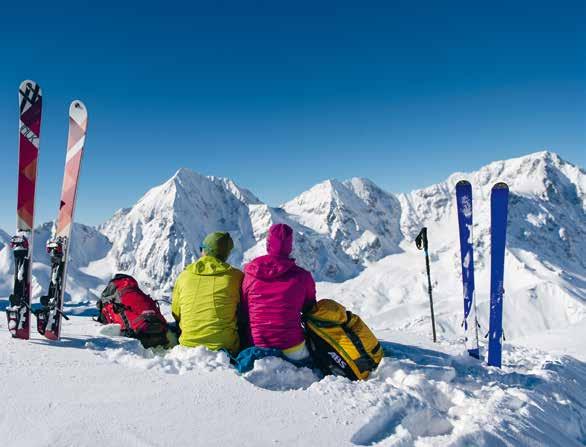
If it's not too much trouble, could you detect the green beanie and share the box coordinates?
[200,232,234,262]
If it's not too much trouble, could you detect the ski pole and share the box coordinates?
[415,227,437,342]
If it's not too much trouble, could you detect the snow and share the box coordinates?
[0,228,10,249]
[0,150,585,445]
[0,317,584,446]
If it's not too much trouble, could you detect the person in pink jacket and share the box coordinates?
[241,223,316,362]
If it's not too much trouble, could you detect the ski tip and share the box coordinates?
[19,79,40,90]
[19,80,42,98]
[69,100,88,126]
[492,182,509,191]
[456,179,471,186]
[70,100,86,113]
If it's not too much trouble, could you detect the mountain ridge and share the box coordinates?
[0,150,584,343]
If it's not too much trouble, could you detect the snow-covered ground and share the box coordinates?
[1,151,585,445]
[0,315,584,446]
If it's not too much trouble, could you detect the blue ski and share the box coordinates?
[455,180,480,359]
[487,182,509,367]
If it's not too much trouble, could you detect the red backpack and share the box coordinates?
[97,274,168,348]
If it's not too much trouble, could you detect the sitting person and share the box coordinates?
[241,223,316,364]
[172,232,242,354]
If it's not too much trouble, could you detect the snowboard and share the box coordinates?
[487,182,509,367]
[6,80,42,339]
[455,180,480,359]
[36,100,88,340]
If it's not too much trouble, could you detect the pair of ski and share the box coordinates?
[6,80,88,341]
[456,180,509,367]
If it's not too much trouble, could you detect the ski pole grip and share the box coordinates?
[415,227,428,251]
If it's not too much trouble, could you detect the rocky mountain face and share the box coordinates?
[98,168,408,292]
[283,177,403,262]
[99,168,260,293]
[399,151,586,283]
[321,151,586,340]
[0,229,9,252]
[0,151,584,342]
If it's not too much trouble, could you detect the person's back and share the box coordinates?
[242,224,316,360]
[172,232,242,354]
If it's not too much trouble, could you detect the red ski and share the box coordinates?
[6,80,42,339]
[37,100,88,340]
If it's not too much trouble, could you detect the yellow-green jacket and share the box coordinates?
[172,256,243,354]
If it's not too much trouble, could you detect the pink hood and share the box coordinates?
[241,224,316,350]
[266,223,293,257]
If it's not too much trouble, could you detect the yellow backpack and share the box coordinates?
[304,299,383,380]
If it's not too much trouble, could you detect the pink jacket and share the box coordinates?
[241,224,317,350]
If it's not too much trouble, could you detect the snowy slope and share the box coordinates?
[0,318,584,446]
[321,151,586,346]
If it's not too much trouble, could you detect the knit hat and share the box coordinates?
[201,232,234,262]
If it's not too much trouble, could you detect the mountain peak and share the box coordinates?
[172,167,195,179]
[168,167,208,191]
[284,174,402,262]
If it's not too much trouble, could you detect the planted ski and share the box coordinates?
[455,180,480,359]
[6,80,42,339]
[36,100,87,340]
[487,182,509,367]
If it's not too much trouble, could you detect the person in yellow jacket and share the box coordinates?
[171,232,243,354]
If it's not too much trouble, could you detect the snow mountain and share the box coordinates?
[0,222,111,306]
[98,168,393,294]
[99,168,261,293]
[321,151,586,344]
[283,177,403,263]
[0,151,584,346]
[1,150,585,447]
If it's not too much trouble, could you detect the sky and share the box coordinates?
[0,1,584,231]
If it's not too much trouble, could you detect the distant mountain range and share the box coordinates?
[0,151,584,341]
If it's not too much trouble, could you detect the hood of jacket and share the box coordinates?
[187,255,233,276]
[244,255,297,280]
[267,223,293,257]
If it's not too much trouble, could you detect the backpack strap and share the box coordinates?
[112,301,135,337]
[342,311,377,373]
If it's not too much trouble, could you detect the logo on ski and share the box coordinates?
[19,82,40,114]
[19,122,39,147]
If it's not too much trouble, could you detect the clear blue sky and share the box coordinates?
[0,1,584,231]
